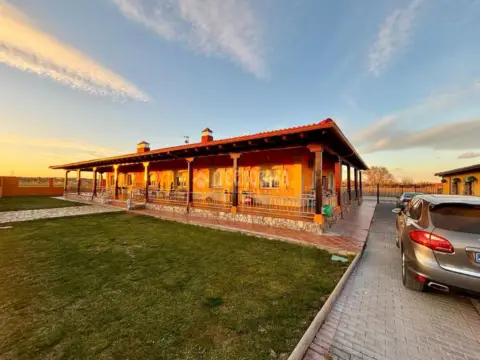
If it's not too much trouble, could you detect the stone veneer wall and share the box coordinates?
[64,194,363,234]
[145,202,325,234]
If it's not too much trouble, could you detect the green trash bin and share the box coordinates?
[323,205,332,217]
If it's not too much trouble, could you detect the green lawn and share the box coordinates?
[0,196,86,212]
[0,213,351,360]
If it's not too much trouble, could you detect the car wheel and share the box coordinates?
[402,250,425,292]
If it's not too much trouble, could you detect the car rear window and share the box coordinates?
[404,192,423,198]
[430,204,480,234]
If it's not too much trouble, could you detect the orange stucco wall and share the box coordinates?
[302,153,336,193]
[103,148,340,197]
[442,171,480,196]
[0,177,65,197]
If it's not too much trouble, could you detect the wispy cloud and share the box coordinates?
[458,152,480,159]
[0,2,149,101]
[0,134,129,159]
[355,79,480,152]
[112,0,267,78]
[360,118,480,153]
[368,0,425,76]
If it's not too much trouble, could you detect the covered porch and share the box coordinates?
[52,119,368,233]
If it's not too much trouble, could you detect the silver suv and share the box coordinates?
[393,195,480,294]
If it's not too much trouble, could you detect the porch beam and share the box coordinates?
[92,167,98,196]
[335,158,343,217]
[308,144,324,223]
[354,168,358,200]
[77,169,81,195]
[143,162,150,202]
[114,165,119,199]
[230,153,241,208]
[359,171,363,200]
[64,170,69,195]
[186,157,194,209]
[347,164,352,204]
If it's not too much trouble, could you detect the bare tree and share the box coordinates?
[400,177,414,185]
[363,166,394,185]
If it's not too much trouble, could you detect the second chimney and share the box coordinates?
[201,128,213,143]
[137,141,150,153]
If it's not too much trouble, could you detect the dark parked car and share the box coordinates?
[393,195,480,294]
[396,192,424,209]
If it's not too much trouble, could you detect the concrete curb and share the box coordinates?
[287,203,376,360]
[471,298,480,315]
[287,248,364,360]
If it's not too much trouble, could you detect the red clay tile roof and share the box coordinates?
[50,118,367,170]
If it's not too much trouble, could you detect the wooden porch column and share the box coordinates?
[64,170,69,195]
[308,144,324,223]
[92,167,98,196]
[346,164,352,204]
[76,169,81,195]
[335,158,343,217]
[143,162,150,202]
[114,165,119,199]
[359,171,363,200]
[230,153,241,210]
[354,168,359,200]
[186,158,194,210]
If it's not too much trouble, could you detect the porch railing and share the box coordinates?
[324,193,338,209]
[147,189,187,204]
[238,192,315,217]
[130,189,147,203]
[191,191,232,208]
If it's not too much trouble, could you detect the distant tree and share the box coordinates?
[364,166,394,185]
[400,177,414,185]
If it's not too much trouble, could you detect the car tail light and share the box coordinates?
[417,275,427,283]
[408,231,454,253]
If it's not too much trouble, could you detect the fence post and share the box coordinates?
[377,184,380,204]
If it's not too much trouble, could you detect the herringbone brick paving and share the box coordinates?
[304,203,480,360]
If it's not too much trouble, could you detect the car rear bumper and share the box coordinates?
[405,244,480,294]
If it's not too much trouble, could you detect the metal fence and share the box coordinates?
[148,189,187,204]
[238,192,316,217]
[362,184,443,203]
[191,191,232,208]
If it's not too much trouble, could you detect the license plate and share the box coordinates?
[476,253,480,264]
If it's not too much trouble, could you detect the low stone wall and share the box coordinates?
[145,203,324,234]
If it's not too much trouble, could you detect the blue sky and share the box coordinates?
[1,0,479,180]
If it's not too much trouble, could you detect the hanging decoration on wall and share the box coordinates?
[283,168,289,188]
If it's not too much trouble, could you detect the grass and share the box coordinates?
[0,196,86,212]
[0,213,352,360]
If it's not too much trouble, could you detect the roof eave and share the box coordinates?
[49,119,369,170]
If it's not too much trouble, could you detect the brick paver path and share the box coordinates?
[304,203,480,360]
[0,205,122,224]
[134,201,376,255]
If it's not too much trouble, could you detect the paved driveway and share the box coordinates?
[305,203,480,360]
[0,205,122,224]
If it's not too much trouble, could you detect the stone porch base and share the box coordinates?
[146,203,325,234]
[64,193,364,235]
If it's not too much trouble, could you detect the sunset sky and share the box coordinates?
[1,0,480,181]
